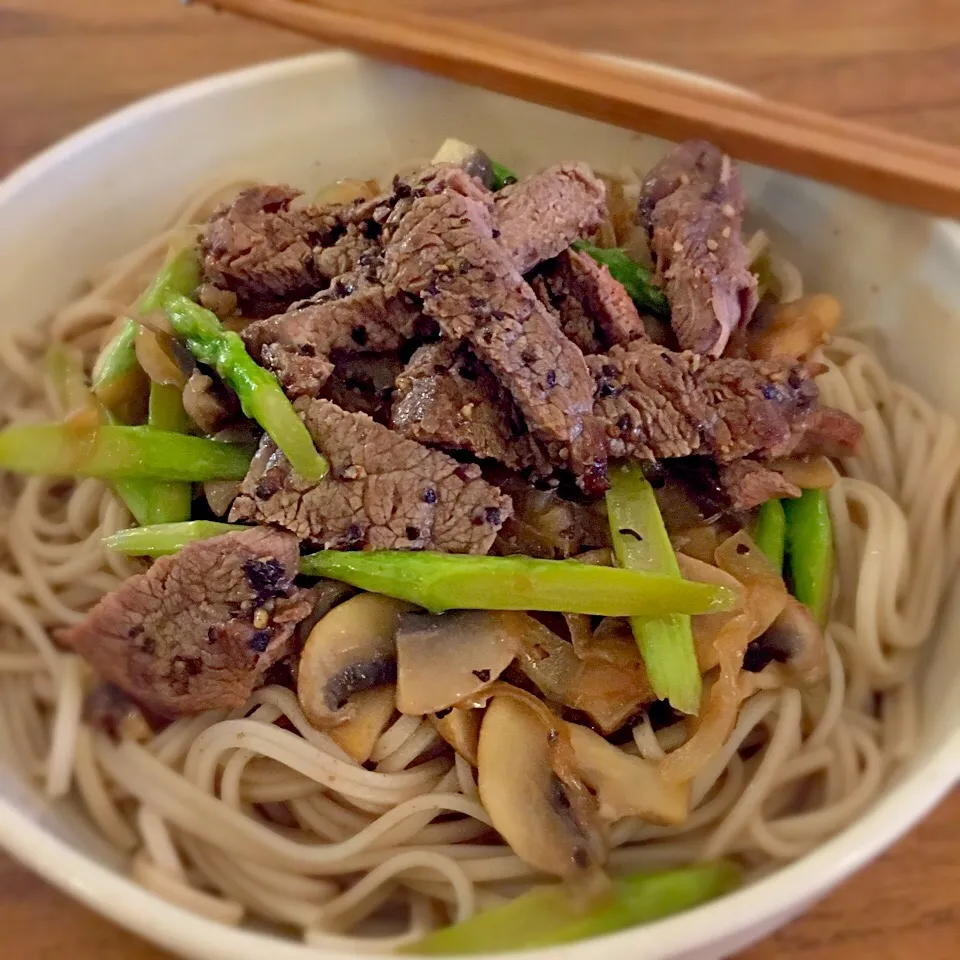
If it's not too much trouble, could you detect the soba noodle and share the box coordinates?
[0,177,958,949]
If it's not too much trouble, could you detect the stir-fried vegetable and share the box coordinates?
[104,520,237,556]
[105,522,737,617]
[784,487,834,625]
[90,319,148,423]
[753,498,787,572]
[144,248,329,482]
[572,241,670,320]
[139,383,193,523]
[489,158,518,190]
[406,861,740,955]
[0,424,254,481]
[607,463,701,715]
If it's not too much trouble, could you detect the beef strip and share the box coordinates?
[493,163,606,273]
[719,459,802,510]
[382,166,609,494]
[534,249,647,353]
[229,399,512,554]
[201,185,342,314]
[591,341,861,464]
[392,341,550,474]
[323,351,405,424]
[639,140,758,357]
[60,528,311,716]
[241,279,421,398]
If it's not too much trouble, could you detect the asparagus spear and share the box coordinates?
[489,159,518,190]
[104,522,737,617]
[784,488,834,625]
[143,247,328,482]
[407,861,740,955]
[104,520,238,557]
[572,241,671,319]
[606,462,701,715]
[0,424,254,481]
[140,383,193,524]
[753,498,787,572]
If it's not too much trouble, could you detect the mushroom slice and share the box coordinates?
[566,723,689,826]
[431,138,496,189]
[395,610,518,716]
[514,615,653,734]
[478,695,606,879]
[744,595,828,685]
[430,707,482,766]
[297,594,413,729]
[327,687,398,764]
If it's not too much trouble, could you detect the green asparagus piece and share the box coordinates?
[572,241,671,320]
[406,861,740,955]
[138,383,193,524]
[753,498,787,572]
[138,244,202,311]
[606,462,701,715]
[0,424,254,481]
[105,523,737,617]
[105,521,238,557]
[784,487,834,625]
[489,159,518,190]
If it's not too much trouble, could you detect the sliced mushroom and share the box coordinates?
[430,707,482,766]
[183,369,240,436]
[395,610,518,716]
[431,138,495,189]
[748,293,841,360]
[744,595,828,685]
[297,593,413,728]
[566,722,689,825]
[765,456,836,491]
[514,614,653,734]
[327,687,397,764]
[477,695,606,879]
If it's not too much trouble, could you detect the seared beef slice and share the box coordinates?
[243,281,419,398]
[61,528,310,716]
[593,342,861,463]
[494,164,606,273]
[534,249,646,353]
[392,341,549,473]
[201,185,341,311]
[382,167,608,492]
[230,399,512,554]
[639,140,758,357]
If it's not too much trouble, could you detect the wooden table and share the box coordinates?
[2,0,960,957]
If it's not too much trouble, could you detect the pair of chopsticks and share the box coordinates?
[193,0,960,218]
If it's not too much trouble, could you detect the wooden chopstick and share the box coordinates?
[193,0,960,217]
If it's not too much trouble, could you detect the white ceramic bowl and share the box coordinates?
[1,50,960,960]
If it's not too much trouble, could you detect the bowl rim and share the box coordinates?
[1,48,959,960]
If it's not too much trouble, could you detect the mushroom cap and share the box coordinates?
[297,593,413,728]
[396,610,517,716]
[477,695,606,880]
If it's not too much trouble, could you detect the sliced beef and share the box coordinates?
[241,279,421,398]
[719,459,802,510]
[493,164,606,273]
[639,140,758,357]
[382,167,608,494]
[785,406,863,459]
[61,528,311,717]
[323,352,405,424]
[230,399,512,554]
[392,341,550,474]
[591,341,858,464]
[201,185,341,313]
[534,249,646,353]
[313,223,381,281]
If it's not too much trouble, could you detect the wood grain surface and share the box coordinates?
[1,1,959,957]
